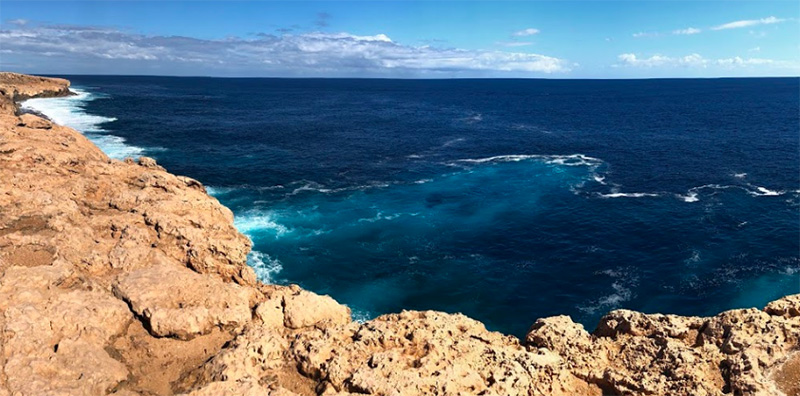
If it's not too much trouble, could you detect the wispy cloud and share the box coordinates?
[672,27,701,35]
[512,28,539,37]
[7,19,28,26]
[711,16,786,30]
[617,53,705,67]
[632,31,660,38]
[0,23,571,76]
[616,53,798,70]
[496,41,533,47]
[635,16,788,38]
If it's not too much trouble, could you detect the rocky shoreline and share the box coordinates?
[0,72,797,396]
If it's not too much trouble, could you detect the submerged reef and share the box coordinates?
[0,72,797,396]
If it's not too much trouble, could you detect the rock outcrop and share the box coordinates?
[0,72,797,396]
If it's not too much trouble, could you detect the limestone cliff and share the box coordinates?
[0,72,797,396]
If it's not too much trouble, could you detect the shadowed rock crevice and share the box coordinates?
[0,72,798,396]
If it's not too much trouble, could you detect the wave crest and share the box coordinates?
[21,87,145,159]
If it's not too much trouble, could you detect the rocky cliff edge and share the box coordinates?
[0,72,797,396]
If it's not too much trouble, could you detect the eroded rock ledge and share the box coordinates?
[0,72,797,396]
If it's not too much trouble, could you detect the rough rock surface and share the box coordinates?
[113,262,257,340]
[1,72,798,396]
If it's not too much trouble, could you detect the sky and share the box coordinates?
[0,1,798,78]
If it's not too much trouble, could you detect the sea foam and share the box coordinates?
[598,192,660,199]
[456,153,602,167]
[20,88,144,160]
[247,250,283,284]
[234,210,292,237]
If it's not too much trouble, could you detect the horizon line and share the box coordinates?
[12,72,800,81]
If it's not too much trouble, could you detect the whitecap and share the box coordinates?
[677,191,699,203]
[287,181,329,196]
[205,186,236,197]
[689,183,786,198]
[750,186,784,197]
[684,250,701,266]
[577,268,638,315]
[456,153,602,167]
[247,250,283,284]
[598,192,660,199]
[350,309,373,323]
[733,172,747,179]
[461,113,482,123]
[592,174,607,185]
[89,134,144,159]
[286,180,393,197]
[234,211,292,238]
[441,137,465,147]
[358,211,401,223]
[21,87,145,160]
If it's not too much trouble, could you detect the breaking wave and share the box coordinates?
[247,250,283,284]
[20,87,145,160]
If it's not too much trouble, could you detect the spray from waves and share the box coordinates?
[20,87,145,160]
[597,192,661,199]
[751,186,783,196]
[676,183,792,203]
[577,268,639,315]
[351,309,374,323]
[450,154,796,203]
[234,210,292,237]
[677,191,700,203]
[205,186,236,197]
[455,153,602,167]
[247,250,283,284]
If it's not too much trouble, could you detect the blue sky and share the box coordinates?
[1,1,798,78]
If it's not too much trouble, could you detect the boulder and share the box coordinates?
[113,263,256,339]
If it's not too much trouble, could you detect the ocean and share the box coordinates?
[22,76,800,336]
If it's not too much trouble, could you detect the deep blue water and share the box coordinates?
[25,76,800,336]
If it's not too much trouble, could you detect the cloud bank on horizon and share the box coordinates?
[0,1,798,78]
[0,25,570,77]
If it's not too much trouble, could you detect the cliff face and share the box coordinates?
[0,72,797,396]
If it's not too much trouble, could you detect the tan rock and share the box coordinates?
[254,296,286,329]
[289,310,592,396]
[113,263,256,340]
[280,286,351,329]
[766,294,800,318]
[137,155,165,170]
[16,113,51,129]
[179,379,297,396]
[0,263,133,395]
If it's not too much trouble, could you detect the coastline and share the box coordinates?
[0,72,798,396]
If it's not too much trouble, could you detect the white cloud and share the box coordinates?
[672,27,701,35]
[711,16,786,30]
[715,56,776,67]
[0,23,570,75]
[496,41,533,47]
[616,53,798,70]
[7,19,28,26]
[512,28,540,37]
[617,53,706,68]
[748,46,761,52]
